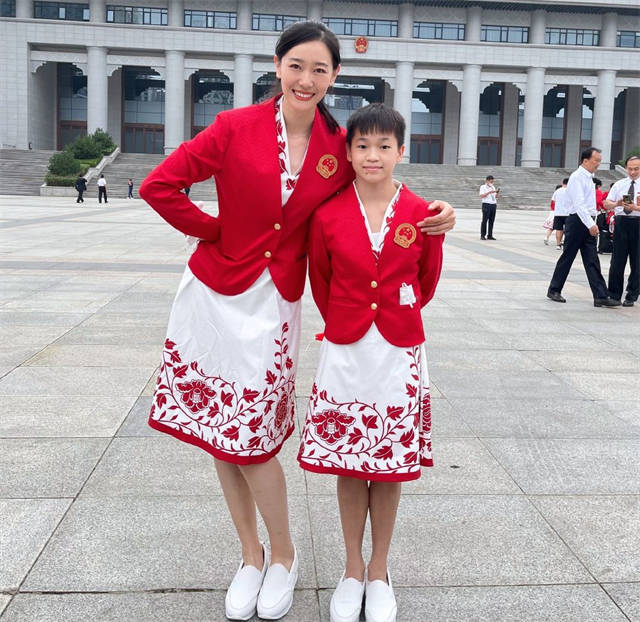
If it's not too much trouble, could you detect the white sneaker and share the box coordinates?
[364,571,397,622]
[330,572,365,622]
[225,544,269,620]
[556,245,562,250]
[544,238,549,245]
[256,546,298,619]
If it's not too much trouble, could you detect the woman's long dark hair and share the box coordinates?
[274,21,341,134]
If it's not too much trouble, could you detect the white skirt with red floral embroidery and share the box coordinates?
[297,325,432,482]
[149,267,300,464]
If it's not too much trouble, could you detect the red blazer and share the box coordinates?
[309,184,444,347]
[139,96,353,301]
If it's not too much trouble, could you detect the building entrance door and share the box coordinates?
[123,124,164,154]
[541,140,564,167]
[410,136,442,163]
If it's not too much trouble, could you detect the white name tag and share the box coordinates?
[399,282,416,307]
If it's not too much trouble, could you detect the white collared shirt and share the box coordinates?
[551,187,569,216]
[607,176,640,218]
[479,183,497,204]
[566,166,596,228]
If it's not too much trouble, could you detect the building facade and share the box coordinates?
[1,0,639,168]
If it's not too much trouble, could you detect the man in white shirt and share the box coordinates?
[551,178,569,249]
[604,155,640,306]
[479,175,499,240]
[547,147,620,307]
[97,174,108,204]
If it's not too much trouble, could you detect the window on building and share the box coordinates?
[106,5,167,25]
[34,1,89,21]
[481,25,528,43]
[324,17,398,37]
[1,0,16,17]
[545,28,600,46]
[413,21,464,40]
[184,10,236,29]
[252,13,304,31]
[617,31,640,48]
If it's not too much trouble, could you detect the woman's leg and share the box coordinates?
[337,476,369,580]
[239,457,295,568]
[214,458,264,569]
[367,481,402,582]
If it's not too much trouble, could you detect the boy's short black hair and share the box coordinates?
[486,175,494,181]
[346,103,405,148]
[562,178,569,185]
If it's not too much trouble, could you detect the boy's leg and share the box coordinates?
[368,481,401,582]
[337,476,369,580]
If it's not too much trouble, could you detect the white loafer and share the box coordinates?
[225,544,270,620]
[364,571,397,622]
[330,571,365,622]
[256,546,298,620]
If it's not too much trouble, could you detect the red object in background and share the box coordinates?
[315,332,325,341]
[355,36,368,53]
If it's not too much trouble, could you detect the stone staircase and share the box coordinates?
[99,153,216,201]
[394,163,623,210]
[0,149,58,196]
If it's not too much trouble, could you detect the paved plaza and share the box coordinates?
[1,194,640,622]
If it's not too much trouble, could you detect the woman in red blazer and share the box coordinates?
[140,21,455,622]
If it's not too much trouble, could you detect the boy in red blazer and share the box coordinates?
[298,104,444,622]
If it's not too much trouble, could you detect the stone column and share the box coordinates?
[167,0,184,27]
[501,83,519,166]
[600,12,618,47]
[234,54,253,108]
[466,6,482,42]
[623,88,640,156]
[236,0,251,30]
[564,85,583,168]
[520,66,545,167]
[164,50,185,153]
[394,61,413,162]
[592,69,616,167]
[89,0,105,23]
[87,46,108,134]
[457,64,481,165]
[530,9,546,44]
[307,0,322,22]
[398,3,414,39]
[16,0,33,18]
[442,82,460,164]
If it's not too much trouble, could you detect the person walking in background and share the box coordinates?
[127,178,134,199]
[604,155,640,307]
[551,178,569,249]
[547,147,620,307]
[543,184,561,245]
[479,175,499,240]
[97,174,108,203]
[75,175,87,203]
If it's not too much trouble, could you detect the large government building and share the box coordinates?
[1,0,639,168]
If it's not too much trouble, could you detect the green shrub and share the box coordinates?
[45,174,78,186]
[48,150,81,176]
[91,128,117,155]
[620,146,640,167]
[69,135,102,159]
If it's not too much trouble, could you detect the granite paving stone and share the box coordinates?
[484,439,640,494]
[602,583,640,621]
[532,495,640,583]
[0,366,155,397]
[1,590,321,622]
[309,494,590,588]
[450,398,639,439]
[22,495,316,592]
[116,396,164,437]
[558,372,640,401]
[24,344,162,368]
[0,499,71,591]
[0,596,10,617]
[0,438,109,497]
[318,585,627,622]
[0,395,135,437]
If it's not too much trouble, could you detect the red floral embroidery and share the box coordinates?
[151,323,296,457]
[311,409,356,444]
[176,379,217,413]
[275,98,299,193]
[299,347,431,478]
